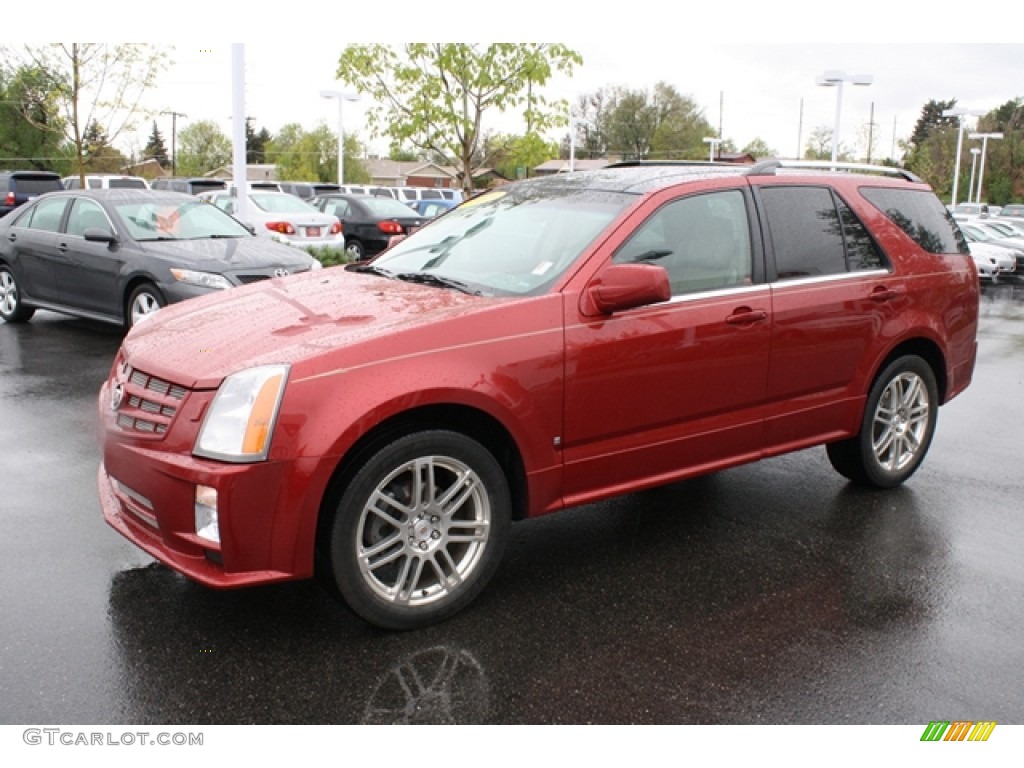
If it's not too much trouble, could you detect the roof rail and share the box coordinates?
[604,160,731,169]
[746,159,922,183]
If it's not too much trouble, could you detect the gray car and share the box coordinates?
[0,189,321,328]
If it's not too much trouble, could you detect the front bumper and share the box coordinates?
[97,379,325,588]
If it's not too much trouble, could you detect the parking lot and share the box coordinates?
[2,281,1024,726]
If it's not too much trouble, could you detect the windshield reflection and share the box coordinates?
[373,184,630,297]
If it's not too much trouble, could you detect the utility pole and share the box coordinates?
[162,110,188,176]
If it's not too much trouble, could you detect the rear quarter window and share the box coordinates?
[861,187,968,255]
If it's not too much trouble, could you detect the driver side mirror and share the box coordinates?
[581,263,671,316]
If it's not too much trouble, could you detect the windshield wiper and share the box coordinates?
[393,272,479,295]
[632,248,673,262]
[346,263,393,277]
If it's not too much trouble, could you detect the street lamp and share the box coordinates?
[942,107,985,207]
[968,147,981,204]
[969,131,1004,204]
[568,116,592,173]
[320,90,360,185]
[816,70,872,166]
[703,137,721,162]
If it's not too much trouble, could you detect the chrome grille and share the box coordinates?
[115,366,190,437]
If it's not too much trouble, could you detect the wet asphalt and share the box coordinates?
[1,282,1023,725]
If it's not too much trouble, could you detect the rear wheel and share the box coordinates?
[826,355,938,488]
[345,239,366,261]
[126,283,165,328]
[325,430,511,630]
[0,265,35,323]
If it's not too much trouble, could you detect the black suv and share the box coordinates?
[0,171,63,217]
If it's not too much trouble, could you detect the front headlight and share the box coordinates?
[193,365,290,462]
[170,268,233,290]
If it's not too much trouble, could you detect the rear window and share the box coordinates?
[861,187,968,254]
[108,178,148,189]
[14,176,62,195]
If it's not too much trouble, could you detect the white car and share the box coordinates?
[199,191,344,248]
[967,242,1005,279]
[959,222,1021,275]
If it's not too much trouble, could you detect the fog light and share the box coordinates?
[195,485,220,544]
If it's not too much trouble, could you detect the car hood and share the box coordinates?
[137,236,315,269]
[121,268,503,389]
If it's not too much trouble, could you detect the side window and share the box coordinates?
[65,178,81,189]
[65,198,111,237]
[861,187,969,254]
[23,197,69,233]
[761,186,846,279]
[87,178,101,189]
[837,198,884,271]
[614,189,753,296]
[327,200,350,218]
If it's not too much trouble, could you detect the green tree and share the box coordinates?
[0,62,69,172]
[8,43,169,183]
[336,43,582,194]
[488,131,559,181]
[175,120,231,177]
[741,138,777,159]
[267,123,368,183]
[572,83,713,161]
[143,121,169,168]
[909,99,957,147]
[803,126,833,160]
[245,118,272,164]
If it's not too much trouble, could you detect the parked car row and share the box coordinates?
[198,190,345,249]
[953,213,1024,280]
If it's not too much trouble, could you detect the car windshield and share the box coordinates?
[370,185,631,297]
[361,197,422,217]
[114,199,252,241]
[249,193,319,213]
[960,224,996,243]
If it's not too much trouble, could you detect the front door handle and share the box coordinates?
[726,307,768,326]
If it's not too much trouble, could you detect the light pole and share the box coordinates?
[942,107,984,207]
[969,131,1004,204]
[703,137,721,162]
[320,90,360,185]
[968,147,981,204]
[816,70,872,166]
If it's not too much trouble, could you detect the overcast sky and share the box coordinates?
[10,6,1022,165]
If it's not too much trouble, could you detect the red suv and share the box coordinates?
[97,161,979,629]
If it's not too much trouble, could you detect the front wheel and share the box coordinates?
[126,283,166,328]
[0,265,35,323]
[325,430,511,630]
[826,355,938,488]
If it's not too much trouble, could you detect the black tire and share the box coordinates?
[0,265,35,323]
[325,430,511,630]
[345,239,366,261]
[125,283,166,328]
[826,355,939,488]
